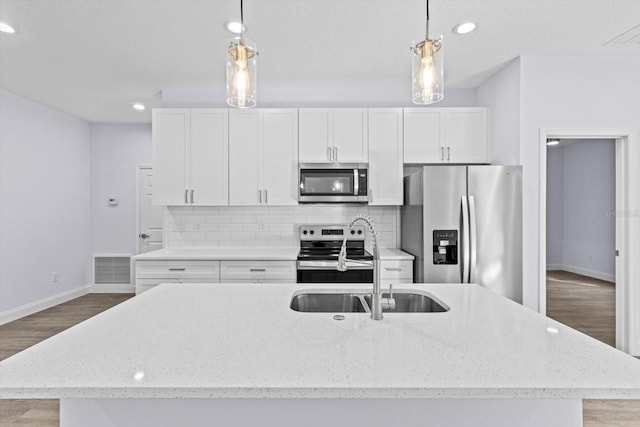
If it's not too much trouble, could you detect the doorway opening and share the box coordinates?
[545,138,616,346]
[538,129,637,355]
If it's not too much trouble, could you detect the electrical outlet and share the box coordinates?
[51,272,59,283]
[258,221,267,232]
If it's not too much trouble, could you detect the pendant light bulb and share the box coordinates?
[411,0,444,105]
[226,0,257,108]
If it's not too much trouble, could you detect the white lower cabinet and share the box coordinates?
[135,260,220,294]
[379,260,413,288]
[220,261,296,283]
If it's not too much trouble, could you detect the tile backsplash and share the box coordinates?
[164,205,400,249]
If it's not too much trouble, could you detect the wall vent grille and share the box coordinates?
[94,256,131,284]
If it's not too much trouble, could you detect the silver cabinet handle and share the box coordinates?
[250,268,266,272]
[384,267,402,271]
[447,146,451,161]
[185,189,189,204]
[333,147,337,162]
[327,146,332,161]
[190,189,194,204]
[168,268,186,271]
[440,146,444,161]
[258,189,262,203]
[264,189,268,204]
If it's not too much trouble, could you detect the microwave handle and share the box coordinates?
[353,169,359,196]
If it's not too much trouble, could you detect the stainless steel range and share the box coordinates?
[296,224,373,283]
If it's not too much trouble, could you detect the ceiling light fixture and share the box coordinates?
[546,139,560,146]
[132,103,145,111]
[0,22,16,34]
[224,21,244,34]
[411,0,444,105]
[226,0,257,109]
[453,22,476,35]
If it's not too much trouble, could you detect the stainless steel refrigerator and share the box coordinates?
[401,165,522,303]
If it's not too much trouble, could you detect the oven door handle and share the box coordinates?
[296,260,373,270]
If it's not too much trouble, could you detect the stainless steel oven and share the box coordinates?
[297,224,373,283]
[299,164,368,203]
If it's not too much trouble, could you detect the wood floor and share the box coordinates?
[0,293,133,427]
[1,280,639,426]
[546,270,640,427]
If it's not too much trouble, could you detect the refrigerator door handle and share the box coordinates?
[468,195,478,283]
[461,195,470,283]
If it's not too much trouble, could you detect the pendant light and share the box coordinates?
[411,0,444,104]
[226,0,257,108]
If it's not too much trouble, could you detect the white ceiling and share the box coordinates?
[1,0,639,123]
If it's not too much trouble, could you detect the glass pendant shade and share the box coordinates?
[411,35,444,105]
[226,37,257,109]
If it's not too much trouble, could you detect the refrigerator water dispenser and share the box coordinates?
[433,230,458,264]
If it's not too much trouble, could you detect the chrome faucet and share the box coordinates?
[337,214,395,320]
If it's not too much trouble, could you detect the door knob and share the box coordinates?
[139,233,149,239]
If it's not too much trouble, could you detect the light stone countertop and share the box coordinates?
[131,248,299,261]
[131,248,413,261]
[1,283,640,400]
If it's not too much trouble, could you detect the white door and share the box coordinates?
[190,109,229,205]
[333,109,368,163]
[229,110,262,205]
[298,109,332,162]
[368,108,403,205]
[262,109,299,205]
[137,167,163,254]
[152,109,189,205]
[444,109,489,164]
[403,108,443,163]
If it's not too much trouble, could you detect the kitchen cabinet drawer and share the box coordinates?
[135,260,220,280]
[220,261,296,283]
[380,260,413,280]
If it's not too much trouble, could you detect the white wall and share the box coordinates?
[520,55,640,311]
[476,58,521,165]
[90,124,152,255]
[0,89,92,313]
[546,140,616,280]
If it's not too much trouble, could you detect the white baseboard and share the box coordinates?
[548,264,615,283]
[91,283,135,293]
[0,285,92,325]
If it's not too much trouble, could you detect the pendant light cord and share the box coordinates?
[240,0,244,40]
[425,0,430,39]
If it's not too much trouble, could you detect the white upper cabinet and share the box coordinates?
[229,109,298,206]
[152,108,229,206]
[403,108,489,164]
[368,108,403,205]
[299,108,368,163]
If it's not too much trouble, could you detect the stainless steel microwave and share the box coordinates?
[299,163,368,203]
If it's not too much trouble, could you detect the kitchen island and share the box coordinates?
[1,283,639,427]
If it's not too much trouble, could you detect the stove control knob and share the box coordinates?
[303,230,308,235]
[350,230,356,235]
[309,230,315,235]
[357,230,363,235]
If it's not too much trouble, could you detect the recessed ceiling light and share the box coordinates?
[224,21,244,34]
[132,103,145,111]
[452,22,476,35]
[0,22,16,34]
[546,139,560,146]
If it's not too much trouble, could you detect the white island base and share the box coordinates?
[62,398,582,427]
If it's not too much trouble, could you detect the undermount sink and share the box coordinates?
[290,293,367,313]
[364,292,448,313]
[290,290,449,313]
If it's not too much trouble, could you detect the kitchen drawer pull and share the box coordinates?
[168,268,186,271]
[384,267,403,271]
[250,268,267,272]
